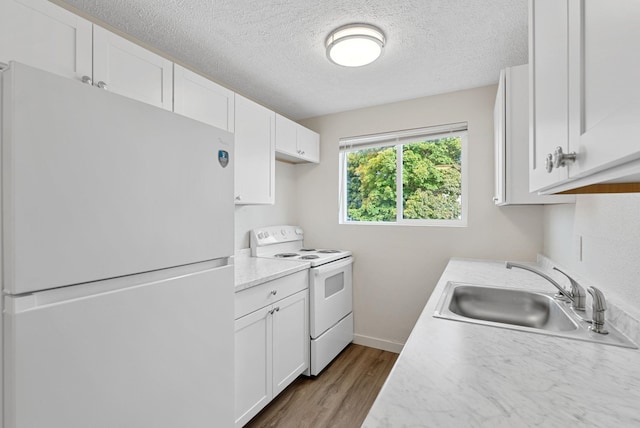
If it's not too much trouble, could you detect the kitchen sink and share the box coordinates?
[434,282,637,349]
[447,284,578,332]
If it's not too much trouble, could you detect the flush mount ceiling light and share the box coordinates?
[325,24,386,67]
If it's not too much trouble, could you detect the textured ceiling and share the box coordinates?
[56,0,528,120]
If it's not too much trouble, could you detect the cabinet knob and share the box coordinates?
[492,196,499,202]
[235,195,242,201]
[81,75,93,85]
[545,153,554,173]
[270,290,277,296]
[552,146,577,169]
[95,81,108,90]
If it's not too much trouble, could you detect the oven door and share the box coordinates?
[309,257,353,338]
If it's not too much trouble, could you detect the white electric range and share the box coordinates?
[250,225,353,376]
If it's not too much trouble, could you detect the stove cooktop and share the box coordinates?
[250,225,352,267]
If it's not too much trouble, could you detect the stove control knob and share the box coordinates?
[281,229,286,236]
[295,228,303,235]
[264,232,269,238]
[257,232,263,239]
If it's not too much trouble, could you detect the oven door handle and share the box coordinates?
[313,256,353,276]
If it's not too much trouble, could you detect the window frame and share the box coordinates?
[338,124,469,227]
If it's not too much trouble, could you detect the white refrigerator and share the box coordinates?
[1,62,235,428]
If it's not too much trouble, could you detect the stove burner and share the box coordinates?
[300,248,316,252]
[300,255,320,260]
[318,249,340,254]
[274,253,299,258]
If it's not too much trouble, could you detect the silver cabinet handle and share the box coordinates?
[552,146,576,169]
[95,81,108,90]
[268,306,280,315]
[81,75,93,85]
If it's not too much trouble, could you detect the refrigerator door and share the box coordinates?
[1,62,234,295]
[3,260,234,428]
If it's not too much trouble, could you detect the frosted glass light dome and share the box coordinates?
[326,24,386,67]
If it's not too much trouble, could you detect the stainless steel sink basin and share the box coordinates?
[434,282,637,349]
[447,285,578,332]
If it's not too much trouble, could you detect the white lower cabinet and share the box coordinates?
[234,271,309,427]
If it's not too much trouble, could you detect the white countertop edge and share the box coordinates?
[234,255,310,292]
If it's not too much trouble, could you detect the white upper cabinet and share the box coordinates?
[0,0,92,79]
[173,64,235,132]
[530,0,640,193]
[0,0,172,110]
[494,64,574,205]
[567,0,640,177]
[275,114,320,164]
[529,0,571,192]
[234,94,275,205]
[93,26,173,111]
[296,125,320,163]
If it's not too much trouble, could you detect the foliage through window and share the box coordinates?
[339,124,467,225]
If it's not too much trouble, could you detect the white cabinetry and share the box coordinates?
[93,26,173,110]
[275,114,320,164]
[529,0,571,192]
[566,0,640,178]
[0,0,172,110]
[0,0,92,79]
[529,0,640,194]
[234,270,309,427]
[234,94,275,204]
[173,64,235,132]
[494,64,574,205]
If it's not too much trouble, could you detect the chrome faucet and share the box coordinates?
[587,286,609,334]
[505,262,586,311]
[551,267,587,311]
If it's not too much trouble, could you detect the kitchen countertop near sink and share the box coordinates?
[362,258,640,428]
[234,250,310,292]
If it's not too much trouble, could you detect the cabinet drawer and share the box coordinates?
[235,270,308,319]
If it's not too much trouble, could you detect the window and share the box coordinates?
[339,123,468,226]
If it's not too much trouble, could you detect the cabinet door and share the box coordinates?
[173,64,235,132]
[93,26,173,110]
[234,306,272,427]
[234,94,275,204]
[275,113,298,157]
[0,0,92,80]
[272,290,309,396]
[494,69,507,204]
[297,126,320,164]
[567,0,640,177]
[529,0,571,191]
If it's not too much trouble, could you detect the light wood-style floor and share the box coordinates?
[245,344,398,428]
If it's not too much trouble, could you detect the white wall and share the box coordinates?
[299,85,546,351]
[234,160,298,251]
[544,194,640,322]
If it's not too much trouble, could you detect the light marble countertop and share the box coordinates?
[234,253,310,292]
[363,258,640,428]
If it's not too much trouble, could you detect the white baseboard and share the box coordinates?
[353,334,404,354]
